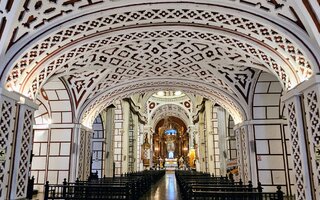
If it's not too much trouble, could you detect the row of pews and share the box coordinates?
[44,170,165,200]
[175,170,284,200]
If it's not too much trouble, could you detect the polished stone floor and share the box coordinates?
[139,170,182,200]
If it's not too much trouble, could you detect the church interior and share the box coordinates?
[0,0,319,199]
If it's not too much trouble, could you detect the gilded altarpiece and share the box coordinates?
[152,117,189,169]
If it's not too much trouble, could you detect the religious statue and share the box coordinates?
[166,133,176,159]
[159,157,164,168]
[179,156,184,168]
[141,134,151,167]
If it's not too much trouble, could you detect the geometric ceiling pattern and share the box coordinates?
[1,1,319,125]
[79,78,247,127]
[61,31,261,108]
[4,5,315,90]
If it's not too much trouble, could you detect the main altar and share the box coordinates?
[164,158,178,170]
[152,116,189,170]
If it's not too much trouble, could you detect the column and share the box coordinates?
[198,111,206,172]
[8,92,37,200]
[188,125,195,149]
[302,78,320,200]
[284,94,312,200]
[103,106,115,177]
[121,100,130,173]
[132,114,139,172]
[205,101,215,174]
[240,125,251,183]
[137,123,144,171]
[246,124,257,185]
[282,75,320,199]
[10,98,37,199]
[193,126,200,171]
[212,106,220,176]
[216,106,227,176]
[0,89,18,200]
[234,124,251,184]
[142,125,152,169]
[74,125,93,181]
[234,128,243,181]
[0,89,38,200]
[113,101,124,175]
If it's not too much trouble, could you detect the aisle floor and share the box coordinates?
[139,171,182,200]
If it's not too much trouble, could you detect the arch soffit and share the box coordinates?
[78,78,247,128]
[2,0,318,55]
[138,91,195,115]
[149,103,191,127]
[34,78,74,124]
[13,26,291,106]
[3,2,317,96]
[152,113,189,130]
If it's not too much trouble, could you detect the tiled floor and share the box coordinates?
[32,171,181,200]
[31,192,43,200]
[139,170,182,200]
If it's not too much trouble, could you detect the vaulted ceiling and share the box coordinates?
[0,0,319,125]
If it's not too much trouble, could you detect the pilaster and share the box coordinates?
[282,75,320,199]
[284,95,312,200]
[0,89,37,200]
[216,106,227,176]
[235,127,243,181]
[132,114,139,172]
[198,111,206,172]
[301,77,320,200]
[103,106,115,177]
[234,122,252,184]
[0,89,19,200]
[188,125,195,149]
[74,124,93,181]
[205,101,214,174]
[10,96,37,199]
[142,125,152,169]
[121,100,130,173]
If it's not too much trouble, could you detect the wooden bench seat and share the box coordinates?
[175,170,283,200]
[44,170,165,200]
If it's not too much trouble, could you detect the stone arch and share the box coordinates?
[33,78,74,124]
[91,114,105,177]
[236,71,293,194]
[31,78,75,190]
[9,26,297,97]
[1,2,318,101]
[0,2,319,200]
[78,78,247,128]
[252,72,283,120]
[150,103,191,131]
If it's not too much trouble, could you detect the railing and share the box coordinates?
[44,170,165,200]
[26,176,35,199]
[175,170,284,200]
[190,189,283,200]
[44,181,131,200]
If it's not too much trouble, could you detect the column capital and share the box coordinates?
[0,88,38,109]
[234,119,287,130]
[282,74,320,101]
[33,123,93,131]
[143,125,153,133]
[0,87,20,101]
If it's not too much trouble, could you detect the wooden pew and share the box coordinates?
[175,170,283,200]
[44,170,165,200]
